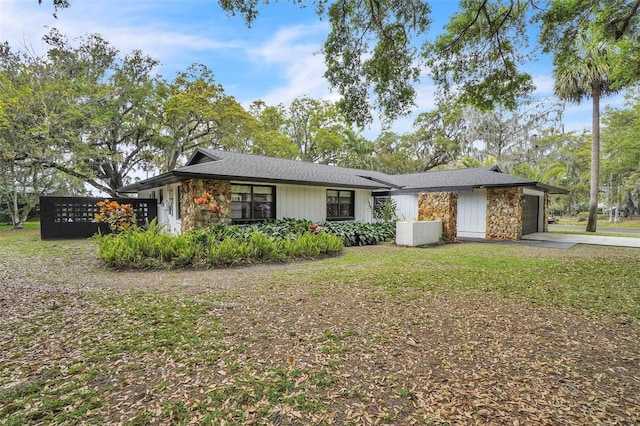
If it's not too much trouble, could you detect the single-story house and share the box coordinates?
[117,148,567,241]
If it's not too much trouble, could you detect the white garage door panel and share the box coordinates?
[457,190,487,238]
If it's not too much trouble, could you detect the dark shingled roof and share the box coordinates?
[179,149,396,189]
[118,149,567,194]
[382,166,556,193]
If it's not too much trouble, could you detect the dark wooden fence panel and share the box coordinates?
[39,196,157,240]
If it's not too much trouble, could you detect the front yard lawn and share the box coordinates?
[557,217,640,229]
[1,228,639,424]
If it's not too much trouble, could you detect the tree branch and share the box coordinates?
[43,161,114,195]
[615,0,640,39]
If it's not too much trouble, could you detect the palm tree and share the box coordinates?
[338,128,375,170]
[514,162,566,185]
[458,155,498,169]
[553,30,618,232]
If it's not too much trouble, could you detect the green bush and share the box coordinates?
[95,220,194,269]
[95,219,343,269]
[206,237,250,266]
[229,218,396,247]
[94,218,393,269]
[195,218,396,248]
[318,221,395,247]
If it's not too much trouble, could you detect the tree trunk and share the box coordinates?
[10,189,23,229]
[586,87,601,233]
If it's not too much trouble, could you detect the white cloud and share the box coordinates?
[4,0,632,141]
[243,23,336,106]
[1,1,243,67]
[250,24,326,63]
[532,74,556,97]
[558,92,627,132]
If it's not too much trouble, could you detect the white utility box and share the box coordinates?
[395,220,442,246]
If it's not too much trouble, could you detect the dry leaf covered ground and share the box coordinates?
[1,229,639,425]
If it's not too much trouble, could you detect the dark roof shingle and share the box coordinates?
[118,149,567,194]
[179,149,396,189]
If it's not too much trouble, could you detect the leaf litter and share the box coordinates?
[0,239,639,425]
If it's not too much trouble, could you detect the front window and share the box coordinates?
[176,186,182,219]
[326,189,354,220]
[231,184,275,223]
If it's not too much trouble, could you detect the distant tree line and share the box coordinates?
[34,0,640,232]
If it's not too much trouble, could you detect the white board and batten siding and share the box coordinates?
[457,189,487,239]
[353,190,374,223]
[391,194,419,221]
[139,183,182,234]
[275,184,325,222]
[139,182,376,234]
[274,183,373,223]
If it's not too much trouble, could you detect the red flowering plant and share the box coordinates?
[93,199,137,232]
[194,192,221,215]
[309,223,321,233]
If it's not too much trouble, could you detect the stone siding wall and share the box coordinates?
[418,192,458,241]
[486,187,523,240]
[180,179,231,233]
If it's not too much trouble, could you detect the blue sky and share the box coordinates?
[0,0,627,138]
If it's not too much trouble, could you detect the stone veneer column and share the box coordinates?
[418,192,458,241]
[485,187,522,240]
[180,179,232,234]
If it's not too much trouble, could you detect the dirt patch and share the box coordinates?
[1,239,639,424]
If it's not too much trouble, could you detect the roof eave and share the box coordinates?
[117,171,180,193]
[188,172,389,189]
[118,171,390,192]
[535,182,569,194]
[375,181,569,196]
[374,185,477,195]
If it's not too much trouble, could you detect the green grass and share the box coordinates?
[274,243,640,319]
[2,226,640,424]
[0,220,40,231]
[556,217,640,229]
[0,225,93,259]
[2,225,638,318]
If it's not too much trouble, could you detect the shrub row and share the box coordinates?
[190,218,396,248]
[95,218,396,269]
[318,220,395,247]
[95,219,343,269]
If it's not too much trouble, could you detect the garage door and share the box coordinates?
[522,194,539,235]
[457,190,486,238]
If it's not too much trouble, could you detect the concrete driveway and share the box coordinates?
[522,232,640,248]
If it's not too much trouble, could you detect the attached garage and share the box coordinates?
[383,166,567,241]
[522,194,540,235]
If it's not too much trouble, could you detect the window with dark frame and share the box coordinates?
[231,184,275,223]
[326,189,354,220]
[176,186,181,219]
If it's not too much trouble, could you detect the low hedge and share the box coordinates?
[318,220,395,247]
[204,218,396,247]
[95,218,395,269]
[95,219,343,269]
